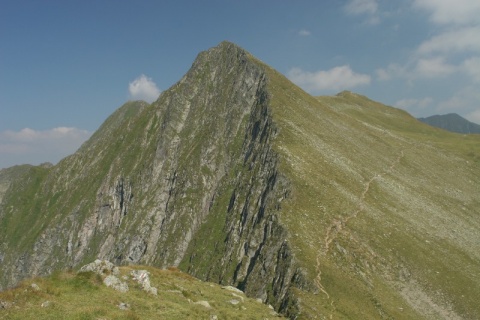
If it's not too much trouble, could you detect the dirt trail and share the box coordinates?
[324,149,404,253]
[314,150,405,318]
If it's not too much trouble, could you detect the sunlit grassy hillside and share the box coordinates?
[262,63,480,319]
[0,265,283,320]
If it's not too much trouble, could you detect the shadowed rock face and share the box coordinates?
[0,42,302,315]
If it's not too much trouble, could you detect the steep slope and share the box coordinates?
[77,100,150,153]
[0,42,302,315]
[418,113,480,134]
[0,165,33,204]
[1,42,479,319]
[262,83,480,318]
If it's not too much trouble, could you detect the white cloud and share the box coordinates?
[417,26,480,54]
[298,29,311,36]
[376,57,456,81]
[344,0,378,15]
[375,1,480,120]
[410,2,480,86]
[414,57,457,78]
[395,97,433,110]
[462,57,480,82]
[380,2,480,83]
[466,109,480,124]
[436,85,480,113]
[413,0,480,25]
[128,74,161,103]
[0,127,91,168]
[344,0,380,25]
[376,63,407,81]
[288,65,371,92]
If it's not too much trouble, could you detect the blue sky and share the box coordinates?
[1,0,479,168]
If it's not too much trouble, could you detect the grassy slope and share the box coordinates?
[263,60,480,319]
[0,266,282,320]
[0,165,33,204]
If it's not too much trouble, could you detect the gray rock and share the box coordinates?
[118,302,130,310]
[231,292,244,302]
[78,259,119,277]
[194,300,211,308]
[31,283,40,291]
[41,301,50,308]
[103,275,129,293]
[222,285,243,294]
[131,270,157,295]
[0,300,11,309]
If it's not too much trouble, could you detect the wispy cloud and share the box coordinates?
[462,57,480,82]
[298,29,311,36]
[0,127,91,168]
[377,57,457,81]
[128,74,161,103]
[414,57,457,78]
[344,0,378,15]
[436,85,480,113]
[395,97,433,110]
[376,63,405,81]
[467,109,480,124]
[288,65,371,93]
[417,26,480,55]
[377,1,480,84]
[344,0,380,25]
[413,0,480,25]
[411,1,480,84]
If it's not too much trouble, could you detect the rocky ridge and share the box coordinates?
[0,42,303,316]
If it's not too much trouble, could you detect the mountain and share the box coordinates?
[1,42,479,319]
[418,113,480,134]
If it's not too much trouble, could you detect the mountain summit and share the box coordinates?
[1,42,479,319]
[418,113,480,134]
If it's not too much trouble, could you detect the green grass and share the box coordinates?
[0,266,283,320]
[260,66,480,319]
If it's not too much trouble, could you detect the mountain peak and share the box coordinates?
[418,113,480,134]
[187,41,255,76]
[1,42,479,319]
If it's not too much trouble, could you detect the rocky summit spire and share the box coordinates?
[0,41,302,315]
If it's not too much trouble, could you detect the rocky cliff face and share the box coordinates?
[0,42,302,315]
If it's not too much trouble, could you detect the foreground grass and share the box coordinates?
[0,266,282,320]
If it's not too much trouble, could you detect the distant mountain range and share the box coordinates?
[418,113,480,134]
